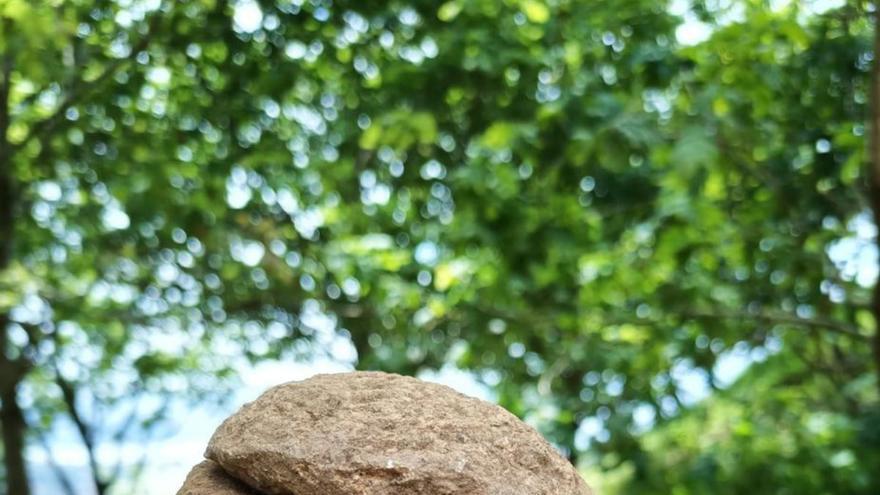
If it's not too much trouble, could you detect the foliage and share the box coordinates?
[0,0,878,493]
[602,352,880,495]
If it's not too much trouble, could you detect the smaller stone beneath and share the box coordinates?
[176,460,261,495]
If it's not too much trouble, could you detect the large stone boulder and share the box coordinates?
[176,460,259,495]
[205,371,590,495]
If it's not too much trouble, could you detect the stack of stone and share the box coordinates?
[177,371,591,495]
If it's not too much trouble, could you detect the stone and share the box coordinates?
[206,371,591,495]
[176,460,261,495]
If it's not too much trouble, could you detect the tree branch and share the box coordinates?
[678,309,870,341]
[55,374,109,495]
[474,303,868,342]
[127,396,170,490]
[12,9,164,152]
[34,428,78,495]
[869,0,880,394]
[0,18,15,269]
[106,394,145,487]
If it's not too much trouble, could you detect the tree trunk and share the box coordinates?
[869,2,880,395]
[1,379,30,495]
[0,19,30,495]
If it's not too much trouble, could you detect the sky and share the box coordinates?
[27,296,846,494]
[29,357,496,494]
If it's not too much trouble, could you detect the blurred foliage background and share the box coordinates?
[1,0,880,493]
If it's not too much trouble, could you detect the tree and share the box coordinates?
[600,352,880,495]
[1,0,878,494]
[592,2,880,492]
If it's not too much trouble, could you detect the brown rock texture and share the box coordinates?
[205,371,591,495]
[176,460,259,495]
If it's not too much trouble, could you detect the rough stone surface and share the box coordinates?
[176,460,260,495]
[206,371,591,495]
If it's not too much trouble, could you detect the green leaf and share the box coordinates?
[481,121,517,150]
[437,1,463,21]
[521,0,550,23]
